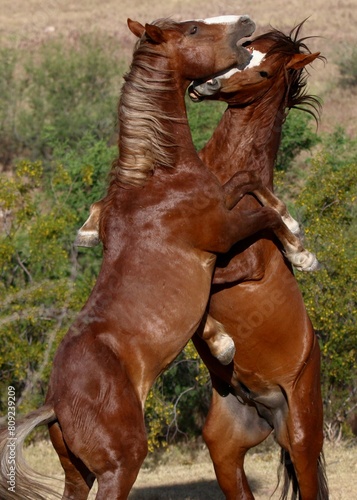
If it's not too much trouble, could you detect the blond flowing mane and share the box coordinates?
[111,20,184,187]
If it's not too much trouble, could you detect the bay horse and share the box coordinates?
[0,16,314,500]
[189,23,328,499]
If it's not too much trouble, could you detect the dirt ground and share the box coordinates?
[1,0,357,136]
[25,439,357,499]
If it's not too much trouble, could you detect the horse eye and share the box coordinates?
[259,71,269,78]
[190,26,198,35]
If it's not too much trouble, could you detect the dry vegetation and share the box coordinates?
[1,1,356,497]
[25,439,357,499]
[1,0,357,135]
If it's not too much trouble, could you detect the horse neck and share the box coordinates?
[116,54,196,186]
[200,91,287,189]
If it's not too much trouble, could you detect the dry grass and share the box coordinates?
[24,439,357,499]
[1,0,357,135]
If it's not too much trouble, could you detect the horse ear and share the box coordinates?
[286,52,320,70]
[127,19,145,38]
[144,23,166,44]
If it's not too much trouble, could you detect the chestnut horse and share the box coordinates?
[189,23,328,499]
[0,16,314,500]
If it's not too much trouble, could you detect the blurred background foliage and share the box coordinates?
[0,36,356,449]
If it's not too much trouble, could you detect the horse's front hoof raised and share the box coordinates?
[291,250,321,272]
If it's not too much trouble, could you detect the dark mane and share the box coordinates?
[252,20,324,121]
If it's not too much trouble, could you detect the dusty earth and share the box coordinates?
[25,439,357,499]
[1,0,357,136]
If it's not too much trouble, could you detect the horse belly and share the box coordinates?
[209,257,314,385]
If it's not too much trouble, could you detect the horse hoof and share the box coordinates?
[216,341,236,365]
[291,250,320,272]
[74,229,100,247]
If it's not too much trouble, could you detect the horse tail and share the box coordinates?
[278,449,329,499]
[0,404,62,500]
[278,449,299,500]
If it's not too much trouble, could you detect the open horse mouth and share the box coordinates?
[188,45,252,102]
[188,44,255,102]
[188,16,255,102]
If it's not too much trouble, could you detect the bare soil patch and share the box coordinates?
[24,440,357,499]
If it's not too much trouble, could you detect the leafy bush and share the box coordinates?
[0,35,124,164]
[186,97,226,151]
[0,136,113,415]
[0,48,19,165]
[296,129,357,431]
[277,108,320,171]
[337,45,357,87]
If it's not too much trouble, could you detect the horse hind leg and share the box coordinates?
[275,341,328,499]
[49,422,95,500]
[200,314,236,365]
[203,386,272,499]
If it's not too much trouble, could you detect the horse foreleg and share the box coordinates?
[199,314,236,365]
[74,199,103,247]
[251,185,301,236]
[203,386,272,500]
[221,170,301,237]
[221,170,262,210]
[271,219,320,271]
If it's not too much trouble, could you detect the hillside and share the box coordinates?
[1,0,356,136]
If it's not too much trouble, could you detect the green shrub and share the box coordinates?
[0,137,113,414]
[0,47,19,165]
[296,130,357,428]
[186,97,226,151]
[277,108,320,171]
[337,45,357,87]
[0,35,124,164]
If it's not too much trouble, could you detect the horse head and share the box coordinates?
[189,21,322,111]
[126,16,255,84]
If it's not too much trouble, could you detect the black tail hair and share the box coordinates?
[277,449,329,499]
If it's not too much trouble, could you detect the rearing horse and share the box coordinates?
[190,23,328,499]
[0,16,314,500]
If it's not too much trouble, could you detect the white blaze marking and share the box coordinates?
[202,15,250,25]
[210,49,267,84]
[183,15,250,24]
[247,49,266,68]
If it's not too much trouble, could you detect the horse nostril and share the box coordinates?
[208,78,221,91]
[240,15,251,24]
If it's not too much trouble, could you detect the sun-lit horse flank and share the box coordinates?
[0,15,305,500]
[189,22,328,499]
